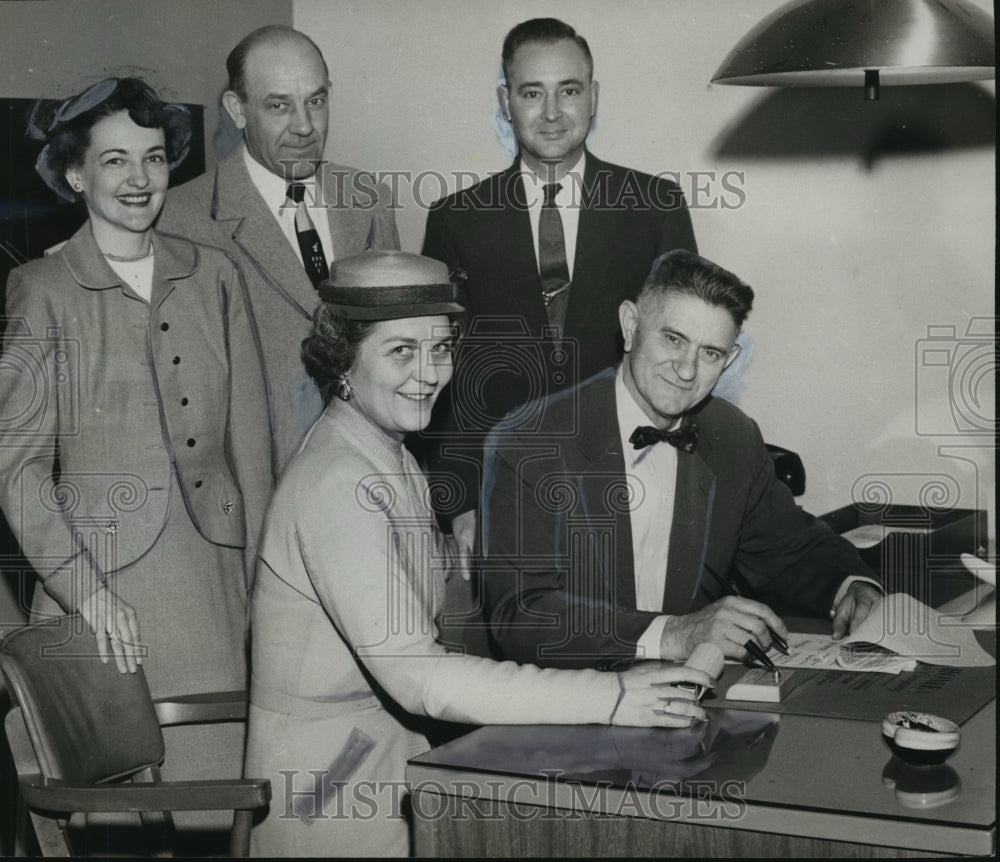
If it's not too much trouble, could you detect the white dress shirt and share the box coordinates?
[243,147,335,268]
[519,152,585,280]
[615,369,677,659]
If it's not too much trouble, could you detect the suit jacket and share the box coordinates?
[421,152,697,516]
[480,367,875,669]
[158,144,400,470]
[0,224,272,611]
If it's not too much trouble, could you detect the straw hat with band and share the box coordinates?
[318,250,465,320]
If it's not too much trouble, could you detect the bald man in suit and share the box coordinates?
[160,25,399,470]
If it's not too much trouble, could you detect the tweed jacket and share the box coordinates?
[0,224,273,612]
[158,144,400,470]
[481,368,876,668]
[421,152,698,516]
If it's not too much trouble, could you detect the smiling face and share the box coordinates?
[500,37,598,179]
[225,36,330,180]
[65,111,168,254]
[349,315,455,437]
[619,292,740,427]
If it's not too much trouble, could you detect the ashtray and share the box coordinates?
[881,711,960,765]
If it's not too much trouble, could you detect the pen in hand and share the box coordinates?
[703,563,789,656]
[743,638,779,673]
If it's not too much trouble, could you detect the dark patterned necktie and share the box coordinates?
[629,423,699,453]
[538,181,571,333]
[287,182,329,289]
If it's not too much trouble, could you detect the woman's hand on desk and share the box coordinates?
[613,664,713,728]
[831,581,881,640]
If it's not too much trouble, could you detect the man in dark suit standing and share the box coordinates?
[160,25,399,470]
[422,18,696,556]
[481,251,880,668]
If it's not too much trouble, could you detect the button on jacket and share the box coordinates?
[0,223,274,612]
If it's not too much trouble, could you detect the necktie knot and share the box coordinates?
[542,181,561,207]
[629,423,699,453]
[287,182,307,205]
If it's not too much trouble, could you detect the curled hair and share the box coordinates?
[30,77,191,202]
[501,18,593,83]
[639,250,755,329]
[226,25,328,101]
[301,302,375,406]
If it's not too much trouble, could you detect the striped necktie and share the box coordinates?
[538,181,571,333]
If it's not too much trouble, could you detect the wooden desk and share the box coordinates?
[408,613,996,858]
[408,699,994,857]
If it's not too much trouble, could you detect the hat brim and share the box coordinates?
[326,300,465,321]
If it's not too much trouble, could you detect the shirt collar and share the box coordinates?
[242,146,317,212]
[615,365,681,465]
[519,151,586,207]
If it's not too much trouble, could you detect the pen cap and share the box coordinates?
[685,643,725,680]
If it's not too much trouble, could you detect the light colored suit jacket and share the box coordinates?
[158,145,400,470]
[0,224,273,611]
[246,399,623,856]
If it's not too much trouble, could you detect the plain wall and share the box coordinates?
[297,0,996,539]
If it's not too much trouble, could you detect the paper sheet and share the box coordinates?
[960,552,996,588]
[769,592,995,673]
[840,524,935,549]
[770,633,916,675]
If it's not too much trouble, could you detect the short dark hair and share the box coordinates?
[639,250,755,329]
[31,77,191,203]
[227,25,328,101]
[301,302,376,406]
[501,18,593,83]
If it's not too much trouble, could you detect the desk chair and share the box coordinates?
[766,444,806,496]
[0,615,269,857]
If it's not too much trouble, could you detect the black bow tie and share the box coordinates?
[629,423,699,453]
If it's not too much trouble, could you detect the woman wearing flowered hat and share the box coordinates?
[0,78,273,795]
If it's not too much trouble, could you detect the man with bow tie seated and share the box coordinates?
[479,250,880,668]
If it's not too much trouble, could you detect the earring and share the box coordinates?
[336,376,353,402]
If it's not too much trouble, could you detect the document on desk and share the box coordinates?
[779,593,995,672]
[773,633,917,674]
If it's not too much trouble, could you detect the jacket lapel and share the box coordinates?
[212,147,315,319]
[149,231,198,307]
[564,153,624,338]
[574,371,637,610]
[494,164,549,337]
[60,223,121,290]
[318,162,375,258]
[663,425,717,614]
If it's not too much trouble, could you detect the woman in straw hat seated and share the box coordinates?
[244,250,715,857]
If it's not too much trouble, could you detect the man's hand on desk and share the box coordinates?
[831,581,881,639]
[658,596,788,661]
